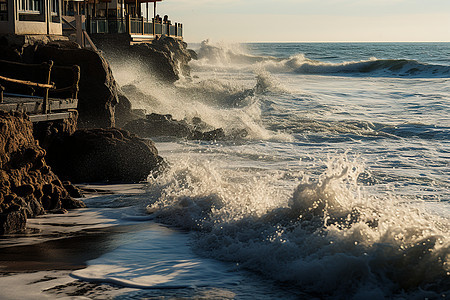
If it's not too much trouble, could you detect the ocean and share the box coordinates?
[4,42,449,299]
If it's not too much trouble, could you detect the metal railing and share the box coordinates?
[87,16,183,39]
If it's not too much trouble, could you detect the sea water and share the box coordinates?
[74,42,449,299]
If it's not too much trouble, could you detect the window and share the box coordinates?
[0,0,7,21]
[51,0,58,15]
[18,0,42,13]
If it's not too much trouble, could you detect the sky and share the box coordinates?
[151,0,450,43]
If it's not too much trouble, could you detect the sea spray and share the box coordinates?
[146,154,449,298]
[111,57,292,141]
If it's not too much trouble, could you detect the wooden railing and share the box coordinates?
[0,60,54,113]
[0,60,79,122]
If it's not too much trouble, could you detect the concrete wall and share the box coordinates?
[0,0,62,35]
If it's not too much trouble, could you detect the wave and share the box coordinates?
[145,154,449,299]
[196,39,279,66]
[289,57,450,78]
[111,58,292,142]
[262,54,450,78]
[194,41,450,78]
[267,116,450,142]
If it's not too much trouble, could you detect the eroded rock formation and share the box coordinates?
[0,111,85,234]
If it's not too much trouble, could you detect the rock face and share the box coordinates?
[124,113,226,141]
[46,128,164,183]
[91,35,194,83]
[0,36,119,128]
[0,111,85,234]
[32,110,78,149]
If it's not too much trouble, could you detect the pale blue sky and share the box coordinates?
[152,0,450,43]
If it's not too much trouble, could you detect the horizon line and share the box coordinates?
[186,40,450,44]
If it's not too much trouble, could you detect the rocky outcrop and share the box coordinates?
[124,113,226,141]
[0,111,85,234]
[91,35,195,83]
[45,128,164,183]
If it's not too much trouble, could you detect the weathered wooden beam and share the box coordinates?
[0,75,55,89]
[28,112,73,123]
[0,98,78,114]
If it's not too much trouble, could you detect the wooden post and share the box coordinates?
[120,0,123,25]
[0,85,4,103]
[76,14,83,46]
[43,61,53,114]
[126,13,130,34]
[71,65,81,99]
[153,1,156,37]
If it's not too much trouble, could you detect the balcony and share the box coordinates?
[87,16,183,41]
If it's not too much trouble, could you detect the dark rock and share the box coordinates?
[124,113,226,141]
[188,49,198,60]
[46,128,164,183]
[0,210,27,234]
[63,181,84,198]
[33,111,78,149]
[91,35,195,83]
[14,184,35,197]
[114,88,135,128]
[194,128,226,141]
[60,197,86,209]
[124,115,191,138]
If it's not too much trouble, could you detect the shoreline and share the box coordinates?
[0,183,149,272]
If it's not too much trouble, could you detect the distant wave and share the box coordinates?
[195,41,450,78]
[288,57,450,78]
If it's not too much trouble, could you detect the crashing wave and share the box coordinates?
[145,154,450,298]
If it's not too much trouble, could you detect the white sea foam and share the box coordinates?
[145,154,450,298]
[112,58,292,142]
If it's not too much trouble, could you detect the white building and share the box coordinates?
[0,0,62,35]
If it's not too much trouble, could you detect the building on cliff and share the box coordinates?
[62,0,182,45]
[0,0,62,35]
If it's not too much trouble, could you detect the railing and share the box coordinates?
[87,16,183,39]
[88,17,127,34]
